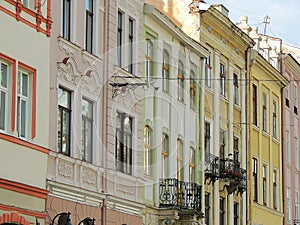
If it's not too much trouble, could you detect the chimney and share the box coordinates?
[213,4,229,17]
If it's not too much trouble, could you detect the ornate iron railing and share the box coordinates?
[204,153,219,179]
[159,178,202,212]
[219,159,242,180]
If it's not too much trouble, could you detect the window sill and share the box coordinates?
[262,130,270,138]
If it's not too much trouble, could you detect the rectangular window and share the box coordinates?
[128,18,134,74]
[273,170,277,209]
[286,86,290,107]
[220,197,225,225]
[162,49,170,93]
[190,70,196,109]
[233,136,239,162]
[205,193,210,225]
[252,84,258,126]
[0,62,8,131]
[62,0,71,41]
[234,74,239,105]
[81,98,93,163]
[205,56,211,88]
[189,146,195,183]
[220,63,226,96]
[253,158,258,202]
[178,60,184,102]
[23,0,35,10]
[85,0,94,53]
[273,101,277,138]
[288,188,292,222]
[287,130,290,165]
[294,84,298,115]
[263,165,267,205]
[145,38,153,82]
[117,11,123,67]
[115,112,133,175]
[162,133,169,178]
[262,94,267,132]
[296,138,299,170]
[296,192,299,220]
[220,129,226,172]
[58,87,71,155]
[205,122,211,161]
[234,202,239,225]
[144,126,152,175]
[17,71,29,138]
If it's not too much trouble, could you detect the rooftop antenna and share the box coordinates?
[263,15,270,35]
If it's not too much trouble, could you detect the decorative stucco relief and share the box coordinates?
[81,70,102,98]
[58,37,80,56]
[58,161,73,178]
[82,168,97,185]
[57,57,81,86]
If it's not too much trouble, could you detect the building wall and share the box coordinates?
[0,1,51,225]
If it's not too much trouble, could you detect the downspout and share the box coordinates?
[245,46,252,225]
[102,0,109,224]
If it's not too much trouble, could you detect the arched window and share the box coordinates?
[189,146,195,183]
[162,133,169,178]
[145,39,153,82]
[144,126,152,175]
[162,49,170,93]
[176,138,183,181]
[178,60,184,102]
[190,70,196,109]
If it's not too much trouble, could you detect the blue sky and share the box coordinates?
[206,0,300,47]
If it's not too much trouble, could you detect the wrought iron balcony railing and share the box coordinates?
[219,158,242,181]
[205,153,219,179]
[159,178,202,213]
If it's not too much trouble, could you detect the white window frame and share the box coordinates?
[85,0,95,53]
[205,56,211,88]
[144,125,152,176]
[0,61,9,131]
[288,187,292,223]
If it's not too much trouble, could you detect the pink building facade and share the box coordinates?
[282,52,300,225]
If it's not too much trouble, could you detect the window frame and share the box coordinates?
[252,84,258,126]
[162,49,170,93]
[220,63,226,97]
[262,93,268,132]
[17,70,29,139]
[62,0,71,41]
[234,202,239,225]
[85,0,94,53]
[162,133,169,178]
[176,138,183,181]
[262,164,268,206]
[272,100,277,138]
[205,56,211,88]
[233,73,239,105]
[177,60,184,102]
[144,125,152,176]
[190,70,196,109]
[117,10,124,67]
[0,61,9,131]
[205,193,211,225]
[273,170,277,209]
[189,146,195,183]
[81,97,93,163]
[145,38,153,82]
[253,157,258,202]
[128,17,135,74]
[220,197,225,225]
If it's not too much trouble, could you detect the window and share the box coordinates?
[234,74,239,105]
[0,62,8,131]
[58,87,71,155]
[262,94,267,132]
[81,98,93,162]
[23,0,35,10]
[85,0,94,53]
[144,126,152,175]
[128,18,134,74]
[204,122,211,160]
[178,60,184,102]
[162,133,169,178]
[220,129,226,165]
[190,70,196,109]
[273,170,277,209]
[205,193,210,225]
[296,192,299,220]
[273,101,277,138]
[262,165,267,205]
[189,146,195,183]
[117,11,124,67]
[287,130,290,165]
[296,138,299,170]
[220,63,226,96]
[145,39,153,82]
[252,84,258,126]
[17,71,29,138]
[253,158,258,202]
[115,112,133,175]
[176,139,183,181]
[205,56,211,88]
[233,136,239,162]
[234,202,239,225]
[220,197,225,225]
[294,84,298,115]
[162,49,170,93]
[286,86,290,107]
[288,188,292,222]
[62,0,71,41]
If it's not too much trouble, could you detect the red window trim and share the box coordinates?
[0,53,17,132]
[1,0,52,37]
[18,61,37,139]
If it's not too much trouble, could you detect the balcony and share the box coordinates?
[238,168,246,194]
[219,158,242,181]
[159,178,202,213]
[205,153,219,181]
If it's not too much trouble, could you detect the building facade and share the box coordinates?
[281,52,300,225]
[0,1,52,225]
[142,3,208,224]
[238,16,288,225]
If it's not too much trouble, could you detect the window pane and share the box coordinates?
[63,0,71,40]
[0,91,5,130]
[58,87,70,108]
[82,98,93,118]
[62,110,70,154]
[22,73,28,97]
[21,99,27,137]
[1,63,8,88]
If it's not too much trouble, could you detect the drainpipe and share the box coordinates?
[102,0,109,224]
